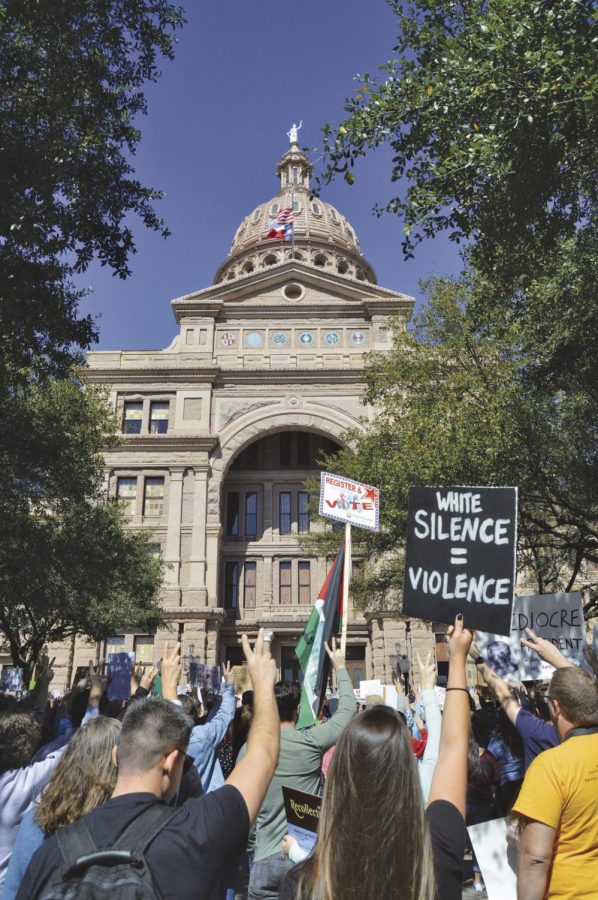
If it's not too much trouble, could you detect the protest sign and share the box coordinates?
[477,592,588,681]
[188,658,205,689]
[382,684,399,710]
[0,667,23,693]
[319,471,379,532]
[514,592,587,679]
[403,486,517,634]
[467,818,518,900]
[107,651,135,700]
[358,679,382,699]
[283,786,322,855]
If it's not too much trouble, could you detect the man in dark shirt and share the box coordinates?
[17,632,280,900]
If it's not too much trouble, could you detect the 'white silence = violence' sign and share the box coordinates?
[319,471,380,532]
[403,486,517,635]
[476,592,588,681]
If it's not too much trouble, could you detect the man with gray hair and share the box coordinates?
[18,631,280,900]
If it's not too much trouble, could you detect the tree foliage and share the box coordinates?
[314,0,598,616]
[0,0,184,375]
[312,277,598,616]
[0,373,165,675]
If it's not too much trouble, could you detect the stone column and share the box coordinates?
[205,523,222,605]
[164,469,185,590]
[263,480,273,540]
[188,463,209,604]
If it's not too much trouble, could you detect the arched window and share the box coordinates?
[337,259,349,275]
[243,261,255,274]
[264,254,278,267]
[314,254,327,268]
[251,208,262,224]
[311,201,322,216]
[269,203,279,216]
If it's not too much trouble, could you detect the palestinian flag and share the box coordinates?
[295,538,346,729]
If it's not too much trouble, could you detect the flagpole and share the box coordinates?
[340,523,352,657]
[291,188,295,259]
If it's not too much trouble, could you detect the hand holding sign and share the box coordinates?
[520,628,574,671]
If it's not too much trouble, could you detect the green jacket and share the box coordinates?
[239,668,356,861]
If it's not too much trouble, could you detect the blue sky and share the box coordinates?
[79,1,463,352]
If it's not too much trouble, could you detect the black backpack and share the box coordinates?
[37,804,178,899]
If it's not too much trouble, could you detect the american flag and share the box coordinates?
[276,206,294,224]
[267,205,294,240]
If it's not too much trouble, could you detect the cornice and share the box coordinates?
[214,368,368,385]
[162,608,226,623]
[107,435,219,453]
[85,367,220,385]
[209,299,411,321]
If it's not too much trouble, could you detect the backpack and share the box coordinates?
[37,803,178,900]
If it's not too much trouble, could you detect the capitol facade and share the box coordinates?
[60,135,440,690]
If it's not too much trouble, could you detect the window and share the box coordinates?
[224,562,239,609]
[244,561,257,610]
[279,491,291,535]
[311,201,322,216]
[279,433,292,466]
[292,200,301,213]
[314,254,327,268]
[134,636,154,665]
[291,166,298,184]
[269,203,279,216]
[226,492,240,537]
[252,208,262,224]
[298,561,311,604]
[143,477,164,517]
[279,561,292,605]
[148,543,161,559]
[298,433,310,467]
[281,646,303,683]
[245,492,257,538]
[117,477,137,515]
[123,401,143,434]
[149,401,169,434]
[106,635,125,657]
[298,492,310,533]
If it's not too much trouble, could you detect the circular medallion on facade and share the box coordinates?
[325,331,340,346]
[220,331,237,347]
[298,332,314,346]
[351,330,367,346]
[246,331,263,348]
[272,331,289,346]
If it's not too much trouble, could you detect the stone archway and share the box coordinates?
[207,401,363,519]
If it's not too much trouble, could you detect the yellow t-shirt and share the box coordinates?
[513,732,598,899]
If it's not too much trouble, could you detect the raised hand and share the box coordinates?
[446,614,474,660]
[139,664,159,692]
[323,636,346,671]
[161,641,182,701]
[223,660,236,686]
[521,627,573,670]
[242,629,277,690]
[416,649,437,692]
[88,659,107,705]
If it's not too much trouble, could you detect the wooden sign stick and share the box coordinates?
[340,523,352,656]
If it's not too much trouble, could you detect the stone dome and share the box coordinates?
[214,137,376,285]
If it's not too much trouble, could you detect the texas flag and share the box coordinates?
[267,206,294,241]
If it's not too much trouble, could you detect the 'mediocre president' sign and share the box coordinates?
[403,486,517,635]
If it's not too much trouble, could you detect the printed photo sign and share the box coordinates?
[283,786,322,855]
[403,486,517,634]
[319,471,380,532]
[107,651,135,700]
[0,667,23,693]
[476,592,588,681]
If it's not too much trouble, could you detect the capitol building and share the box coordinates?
[65,133,440,690]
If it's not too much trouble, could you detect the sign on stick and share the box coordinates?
[319,471,379,532]
[283,786,322,855]
[403,486,517,634]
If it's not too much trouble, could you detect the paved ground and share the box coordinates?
[462,886,480,899]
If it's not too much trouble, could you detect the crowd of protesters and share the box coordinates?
[0,618,596,900]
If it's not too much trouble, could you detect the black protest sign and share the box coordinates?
[403,486,517,634]
[282,786,322,855]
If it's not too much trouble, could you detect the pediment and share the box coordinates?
[171,261,413,322]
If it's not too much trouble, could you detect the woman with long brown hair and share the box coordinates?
[4,716,121,899]
[280,615,473,900]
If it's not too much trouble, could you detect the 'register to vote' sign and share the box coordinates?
[403,486,517,635]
